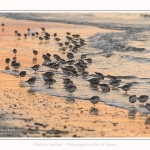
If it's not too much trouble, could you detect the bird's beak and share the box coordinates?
[132,85,134,88]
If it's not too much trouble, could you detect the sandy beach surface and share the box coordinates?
[0,16,150,138]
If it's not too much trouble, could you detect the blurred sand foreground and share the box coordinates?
[0,16,150,137]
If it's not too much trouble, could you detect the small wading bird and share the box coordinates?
[13,49,17,56]
[25,77,36,87]
[99,84,110,92]
[65,84,77,96]
[90,96,100,108]
[118,83,133,94]
[19,71,26,82]
[5,58,10,66]
[44,78,56,88]
[110,79,122,89]
[129,95,137,107]
[33,50,38,58]
[31,64,40,73]
[137,95,149,106]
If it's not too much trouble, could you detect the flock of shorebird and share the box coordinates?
[2,23,150,114]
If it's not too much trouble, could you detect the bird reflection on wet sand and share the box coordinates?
[128,110,137,119]
[145,117,150,125]
[66,96,75,104]
[32,57,37,64]
[90,108,99,115]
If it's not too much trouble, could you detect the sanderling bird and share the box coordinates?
[42,72,54,80]
[61,68,70,76]
[11,60,16,70]
[53,54,61,61]
[95,72,104,80]
[2,23,4,26]
[17,33,21,39]
[54,33,57,37]
[69,45,73,50]
[65,42,69,47]
[44,36,50,41]
[59,59,66,64]
[27,28,30,32]
[69,70,78,77]
[13,49,17,56]
[33,50,38,58]
[110,79,122,89]
[31,33,35,38]
[81,71,89,78]
[90,96,100,108]
[41,27,45,32]
[67,53,74,59]
[81,54,87,59]
[44,78,56,88]
[63,78,73,85]
[129,95,137,106]
[46,53,51,58]
[90,81,100,89]
[65,84,77,95]
[24,33,27,38]
[66,32,71,35]
[42,54,51,63]
[74,63,85,72]
[72,47,78,53]
[59,43,63,48]
[61,47,66,53]
[19,71,26,82]
[87,78,100,84]
[25,77,36,87]
[39,37,43,42]
[52,63,60,71]
[99,84,110,92]
[85,58,92,63]
[66,60,75,65]
[63,79,73,85]
[31,64,40,73]
[55,38,60,43]
[108,75,118,81]
[137,95,149,106]
[5,58,10,66]
[12,62,21,71]
[14,30,18,36]
[35,32,39,37]
[119,83,133,93]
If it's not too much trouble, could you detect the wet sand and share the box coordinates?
[0,16,150,137]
